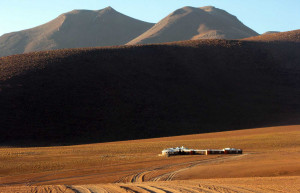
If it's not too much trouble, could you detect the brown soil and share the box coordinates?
[1,176,299,192]
[0,125,299,188]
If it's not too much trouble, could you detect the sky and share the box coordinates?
[0,0,299,36]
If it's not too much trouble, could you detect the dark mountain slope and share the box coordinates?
[1,39,300,146]
[127,6,258,45]
[0,7,154,57]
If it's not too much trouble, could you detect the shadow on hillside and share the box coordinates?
[1,40,300,147]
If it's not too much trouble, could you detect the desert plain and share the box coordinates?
[0,12,300,192]
[0,125,299,192]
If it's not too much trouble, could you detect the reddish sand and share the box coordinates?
[0,176,299,192]
[0,125,299,192]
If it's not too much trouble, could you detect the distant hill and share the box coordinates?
[262,31,280,35]
[1,38,300,146]
[244,29,300,42]
[0,7,154,57]
[127,6,258,45]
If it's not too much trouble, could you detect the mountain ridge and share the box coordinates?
[127,6,258,45]
[0,7,154,57]
[0,6,259,57]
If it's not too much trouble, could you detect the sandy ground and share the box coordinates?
[0,125,299,192]
[0,176,299,192]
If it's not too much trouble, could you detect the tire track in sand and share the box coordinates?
[1,177,297,193]
[125,154,247,182]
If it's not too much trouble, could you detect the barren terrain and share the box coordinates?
[1,31,300,192]
[1,39,300,146]
[127,6,258,45]
[0,125,299,192]
[0,5,259,57]
[244,29,300,42]
[0,7,154,57]
[1,176,299,193]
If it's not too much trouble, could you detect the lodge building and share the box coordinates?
[161,146,242,157]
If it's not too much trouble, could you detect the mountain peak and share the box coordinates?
[64,7,117,16]
[170,6,198,16]
[200,6,216,11]
[102,6,116,12]
[263,31,280,35]
[127,5,258,45]
[97,6,118,16]
[0,6,154,57]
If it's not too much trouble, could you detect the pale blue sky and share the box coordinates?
[0,0,299,36]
